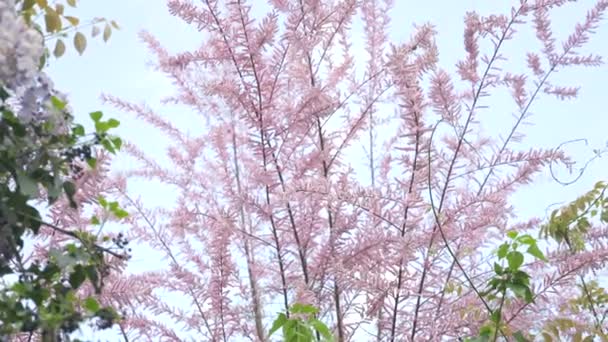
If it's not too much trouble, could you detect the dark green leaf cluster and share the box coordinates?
[1,85,125,339]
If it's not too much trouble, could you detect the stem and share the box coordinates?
[230,119,265,341]
[390,106,422,342]
[492,290,506,342]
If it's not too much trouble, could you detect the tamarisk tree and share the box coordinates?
[100,0,608,340]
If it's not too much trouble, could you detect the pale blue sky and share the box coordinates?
[46,0,608,340]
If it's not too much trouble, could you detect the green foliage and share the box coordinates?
[569,280,608,315]
[540,181,608,252]
[538,317,606,342]
[1,85,127,338]
[16,0,120,58]
[0,2,126,338]
[466,232,547,342]
[0,241,120,337]
[269,303,334,342]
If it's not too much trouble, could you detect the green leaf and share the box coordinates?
[507,230,518,239]
[111,136,122,150]
[516,234,535,245]
[90,111,103,122]
[310,319,333,341]
[490,310,501,323]
[269,313,287,336]
[291,303,318,315]
[98,196,108,207]
[526,244,547,262]
[91,216,100,225]
[83,297,100,313]
[114,208,128,219]
[85,265,100,293]
[493,262,503,274]
[74,31,87,55]
[101,139,116,154]
[50,95,66,110]
[87,157,97,169]
[66,0,76,7]
[95,121,109,133]
[72,124,85,136]
[507,282,530,301]
[507,251,524,270]
[53,38,66,57]
[69,265,86,288]
[17,172,39,197]
[497,243,509,259]
[107,118,120,128]
[63,181,77,208]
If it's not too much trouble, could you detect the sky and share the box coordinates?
[45,0,608,340]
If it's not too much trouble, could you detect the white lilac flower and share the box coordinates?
[16,73,73,135]
[0,0,44,92]
[17,73,54,123]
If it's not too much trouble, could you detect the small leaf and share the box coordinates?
[22,0,36,10]
[53,38,66,57]
[67,0,77,7]
[269,313,287,335]
[83,297,100,312]
[63,181,77,208]
[490,310,501,323]
[507,251,524,270]
[74,32,87,55]
[107,118,120,128]
[36,0,48,9]
[114,208,128,219]
[101,139,116,154]
[17,172,38,197]
[291,303,318,314]
[44,10,62,33]
[110,20,120,29]
[91,25,100,37]
[497,243,509,259]
[103,23,112,42]
[90,111,103,122]
[69,265,86,288]
[507,230,518,239]
[111,136,122,150]
[72,124,85,136]
[50,95,66,110]
[64,15,80,26]
[516,234,535,245]
[98,196,108,207]
[310,319,333,341]
[87,158,97,169]
[527,244,547,262]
